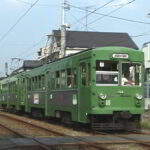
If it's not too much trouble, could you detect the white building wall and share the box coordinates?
[38,47,50,60]
[142,42,150,69]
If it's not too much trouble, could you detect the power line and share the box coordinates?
[70,0,116,27]
[69,2,150,26]
[0,0,40,43]
[86,0,135,27]
[131,30,150,38]
[15,38,46,58]
[68,12,96,31]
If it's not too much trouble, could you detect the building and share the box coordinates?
[11,60,43,75]
[38,30,138,61]
[142,42,150,110]
[142,42,150,70]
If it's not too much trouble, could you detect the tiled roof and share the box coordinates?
[53,30,138,49]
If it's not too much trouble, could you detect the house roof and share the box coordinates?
[11,60,43,75]
[23,60,42,69]
[53,30,138,50]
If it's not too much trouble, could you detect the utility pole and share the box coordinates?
[60,0,70,58]
[61,24,66,58]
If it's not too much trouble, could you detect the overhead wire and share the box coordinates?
[9,37,46,71]
[68,12,96,31]
[70,0,116,27]
[15,38,46,59]
[0,0,40,43]
[86,0,135,27]
[69,2,150,26]
[131,30,150,38]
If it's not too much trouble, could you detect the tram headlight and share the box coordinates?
[99,93,107,100]
[135,93,143,100]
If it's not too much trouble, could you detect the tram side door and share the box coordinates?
[78,61,91,122]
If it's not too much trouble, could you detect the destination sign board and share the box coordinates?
[112,54,129,59]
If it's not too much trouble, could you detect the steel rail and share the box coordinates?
[0,123,25,137]
[1,113,150,150]
[0,124,50,150]
[0,113,65,136]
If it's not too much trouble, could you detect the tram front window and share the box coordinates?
[122,63,142,86]
[96,61,118,85]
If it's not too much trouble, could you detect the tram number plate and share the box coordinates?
[106,100,111,106]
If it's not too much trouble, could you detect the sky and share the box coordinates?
[0,0,150,76]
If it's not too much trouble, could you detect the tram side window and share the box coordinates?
[61,70,66,88]
[41,75,45,90]
[9,83,12,93]
[2,84,8,93]
[81,63,87,86]
[9,82,16,93]
[47,72,50,89]
[22,78,25,84]
[39,76,41,89]
[56,71,60,88]
[67,68,72,88]
[32,77,35,90]
[35,76,38,89]
[72,68,77,87]
[27,78,31,91]
[51,72,55,89]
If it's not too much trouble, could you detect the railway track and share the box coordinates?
[0,113,65,137]
[0,112,150,150]
[0,123,52,150]
[0,113,66,150]
[94,130,150,149]
[0,113,112,150]
[0,123,24,137]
